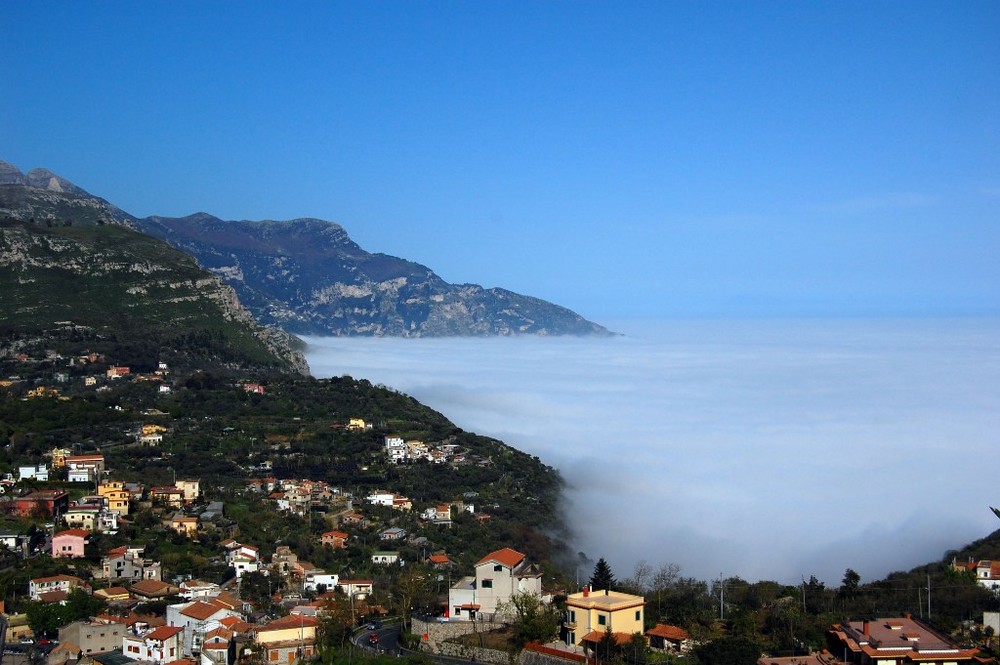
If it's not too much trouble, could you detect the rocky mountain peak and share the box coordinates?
[25,167,90,196]
[0,160,27,185]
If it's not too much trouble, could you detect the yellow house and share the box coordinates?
[51,447,74,468]
[175,479,201,504]
[254,615,318,663]
[170,516,200,537]
[98,481,131,516]
[564,588,645,648]
[347,418,367,431]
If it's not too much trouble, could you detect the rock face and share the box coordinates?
[1,159,610,338]
[0,160,135,228]
[0,165,308,373]
[136,214,612,337]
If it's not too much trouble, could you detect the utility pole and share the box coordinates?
[719,574,724,621]
[926,574,931,620]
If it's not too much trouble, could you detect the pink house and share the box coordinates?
[52,528,90,558]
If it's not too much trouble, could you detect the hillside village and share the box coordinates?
[3,344,1000,665]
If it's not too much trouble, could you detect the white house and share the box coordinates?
[448,548,543,620]
[303,572,339,593]
[123,625,185,664]
[18,465,49,482]
[371,551,401,565]
[166,598,241,655]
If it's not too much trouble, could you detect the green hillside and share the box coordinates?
[0,218,305,372]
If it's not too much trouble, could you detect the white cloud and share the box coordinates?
[304,318,1000,585]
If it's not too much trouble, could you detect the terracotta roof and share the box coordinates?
[646,624,689,641]
[181,601,226,620]
[54,528,91,539]
[146,625,184,641]
[476,547,525,568]
[581,631,634,646]
[130,578,178,597]
[95,587,131,600]
[429,554,452,564]
[32,574,86,585]
[50,642,82,657]
[219,616,252,633]
[211,591,242,610]
[261,615,319,631]
[39,590,69,603]
[204,628,234,641]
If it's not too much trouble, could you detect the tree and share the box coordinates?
[498,591,561,646]
[316,594,354,662]
[840,568,860,598]
[692,636,762,665]
[623,560,652,595]
[590,557,616,591]
[396,564,429,633]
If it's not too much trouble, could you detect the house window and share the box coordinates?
[568,610,576,622]
[598,615,606,626]
[494,564,503,572]
[635,611,640,621]
[481,579,493,588]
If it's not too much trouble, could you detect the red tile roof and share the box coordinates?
[54,528,91,539]
[261,615,319,631]
[646,624,689,641]
[476,547,525,568]
[146,625,184,641]
[181,601,226,621]
[581,631,634,646]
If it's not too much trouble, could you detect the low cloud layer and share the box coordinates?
[305,319,1000,585]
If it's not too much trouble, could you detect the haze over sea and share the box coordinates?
[305,317,1000,586]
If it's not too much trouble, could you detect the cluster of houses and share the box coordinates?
[3,354,176,397]
[15,580,324,665]
[383,435,474,466]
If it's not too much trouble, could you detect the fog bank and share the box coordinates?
[304,319,1000,585]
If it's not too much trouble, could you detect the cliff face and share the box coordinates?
[0,185,308,374]
[1,159,610,338]
[137,215,612,337]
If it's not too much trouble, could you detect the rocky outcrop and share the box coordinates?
[136,215,612,337]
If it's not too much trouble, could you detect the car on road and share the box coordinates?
[367,620,382,630]
[368,632,379,646]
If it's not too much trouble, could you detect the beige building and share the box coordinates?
[564,587,645,648]
[253,615,318,664]
[59,618,126,656]
[176,479,201,504]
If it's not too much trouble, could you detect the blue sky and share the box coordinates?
[3,2,998,321]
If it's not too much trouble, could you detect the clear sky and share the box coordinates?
[3,2,998,322]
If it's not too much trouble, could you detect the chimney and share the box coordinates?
[863,620,870,636]
[583,586,589,597]
[605,589,609,595]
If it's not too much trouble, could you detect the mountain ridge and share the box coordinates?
[137,213,612,337]
[0,159,610,338]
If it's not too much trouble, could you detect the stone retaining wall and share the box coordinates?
[411,617,508,656]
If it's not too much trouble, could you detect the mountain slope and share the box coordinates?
[0,172,308,373]
[136,213,612,337]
